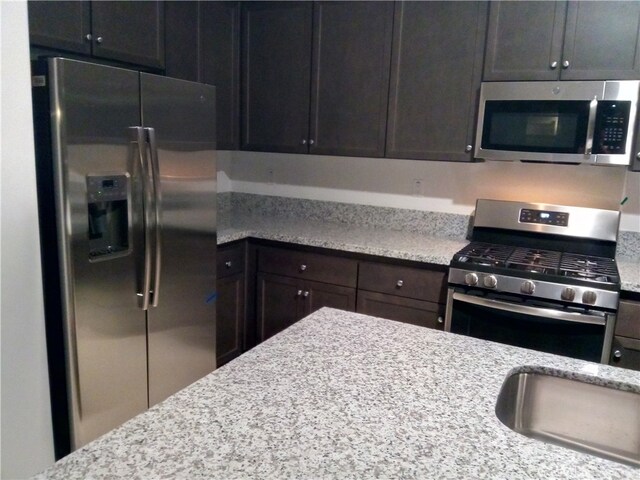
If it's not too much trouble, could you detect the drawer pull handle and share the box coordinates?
[613,350,622,361]
[225,261,232,268]
[437,316,444,324]
[396,280,403,288]
[296,290,303,297]
[300,264,307,272]
[303,291,309,298]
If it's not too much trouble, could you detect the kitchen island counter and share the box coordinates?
[34,308,640,479]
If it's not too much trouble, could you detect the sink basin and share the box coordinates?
[495,370,640,467]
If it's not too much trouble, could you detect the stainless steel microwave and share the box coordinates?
[474,81,640,165]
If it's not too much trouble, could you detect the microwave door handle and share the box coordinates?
[452,292,606,326]
[144,127,162,308]
[584,98,598,155]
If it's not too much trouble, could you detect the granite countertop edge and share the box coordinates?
[217,218,640,294]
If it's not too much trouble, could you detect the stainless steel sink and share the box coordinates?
[495,370,640,467]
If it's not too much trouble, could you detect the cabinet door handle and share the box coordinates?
[437,316,444,324]
[296,290,303,297]
[300,264,307,272]
[396,280,404,288]
[549,61,558,69]
[85,34,93,41]
[301,139,307,145]
[96,36,104,44]
[309,139,315,145]
[225,261,232,268]
[465,145,472,153]
[303,291,309,298]
[612,350,622,361]
[562,60,570,69]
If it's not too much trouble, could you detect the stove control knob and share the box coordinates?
[484,275,498,289]
[521,281,535,295]
[561,287,576,302]
[582,290,598,305]
[464,273,479,286]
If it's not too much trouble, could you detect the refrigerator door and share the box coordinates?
[48,58,148,449]
[140,74,217,406]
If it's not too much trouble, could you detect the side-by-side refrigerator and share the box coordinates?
[31,57,217,459]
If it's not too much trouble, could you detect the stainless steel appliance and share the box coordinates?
[445,199,621,363]
[475,80,639,165]
[31,57,217,458]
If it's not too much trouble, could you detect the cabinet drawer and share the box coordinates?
[357,290,444,330]
[258,246,358,287]
[358,261,446,303]
[616,300,640,339]
[217,243,245,278]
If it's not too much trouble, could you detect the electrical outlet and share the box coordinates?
[413,178,423,196]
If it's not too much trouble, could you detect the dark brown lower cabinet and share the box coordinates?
[257,273,356,341]
[357,290,444,330]
[216,242,246,367]
[216,272,245,367]
[610,336,640,371]
[609,299,640,371]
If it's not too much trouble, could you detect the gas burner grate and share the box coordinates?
[560,253,619,283]
[506,247,561,274]
[454,242,512,267]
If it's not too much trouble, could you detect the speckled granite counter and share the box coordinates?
[33,308,640,479]
[218,213,640,293]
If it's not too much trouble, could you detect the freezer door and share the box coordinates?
[140,74,217,406]
[47,58,148,450]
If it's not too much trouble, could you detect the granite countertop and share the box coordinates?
[34,308,640,479]
[218,214,640,293]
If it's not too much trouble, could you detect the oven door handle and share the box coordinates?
[452,292,606,326]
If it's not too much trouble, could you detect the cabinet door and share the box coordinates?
[386,1,488,161]
[303,280,356,316]
[561,1,640,80]
[257,273,303,341]
[357,290,444,330]
[91,1,165,69]
[610,336,640,371]
[241,2,312,153]
[201,1,241,150]
[309,2,393,157]
[28,0,91,54]
[483,1,566,81]
[216,273,245,367]
[164,1,200,82]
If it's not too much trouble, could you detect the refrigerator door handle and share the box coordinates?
[145,127,162,308]
[131,126,153,310]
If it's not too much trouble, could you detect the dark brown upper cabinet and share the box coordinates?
[308,1,394,157]
[386,1,488,161]
[28,0,164,69]
[484,1,640,81]
[241,1,394,157]
[164,1,241,150]
[241,2,313,153]
[28,1,92,55]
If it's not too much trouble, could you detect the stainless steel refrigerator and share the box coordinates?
[31,57,217,458]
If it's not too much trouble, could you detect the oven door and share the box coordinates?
[445,289,616,363]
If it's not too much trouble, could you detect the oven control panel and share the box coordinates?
[519,209,569,226]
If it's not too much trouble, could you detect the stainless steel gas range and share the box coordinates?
[445,199,621,363]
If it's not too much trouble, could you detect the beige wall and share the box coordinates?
[221,151,639,232]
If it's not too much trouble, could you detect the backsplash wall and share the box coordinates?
[218,151,639,233]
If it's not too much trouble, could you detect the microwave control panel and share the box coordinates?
[593,101,631,154]
[519,209,569,227]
